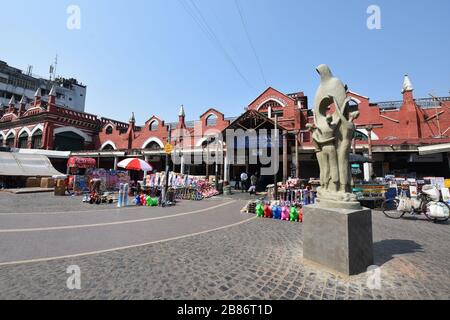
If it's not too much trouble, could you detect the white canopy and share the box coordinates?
[0,152,64,177]
[418,143,450,155]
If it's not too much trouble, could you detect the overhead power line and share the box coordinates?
[234,0,267,87]
[178,0,254,90]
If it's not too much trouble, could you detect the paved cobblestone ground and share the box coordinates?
[0,193,448,300]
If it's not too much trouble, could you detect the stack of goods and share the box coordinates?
[196,180,219,198]
[145,172,219,200]
[71,169,130,194]
[267,179,316,206]
[247,202,256,214]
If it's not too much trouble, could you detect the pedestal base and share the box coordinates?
[303,205,374,276]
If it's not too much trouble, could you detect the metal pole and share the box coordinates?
[295,130,299,178]
[274,115,278,200]
[206,138,209,178]
[283,130,288,183]
[164,124,171,203]
[215,143,219,191]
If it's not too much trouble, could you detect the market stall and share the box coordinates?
[67,157,130,194]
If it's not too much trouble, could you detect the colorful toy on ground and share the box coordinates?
[299,207,303,223]
[281,206,290,221]
[140,194,146,206]
[256,203,264,218]
[150,197,158,207]
[135,195,141,206]
[290,206,299,222]
[272,205,281,220]
[264,204,272,218]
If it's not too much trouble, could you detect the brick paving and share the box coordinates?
[0,192,448,300]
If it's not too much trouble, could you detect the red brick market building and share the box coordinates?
[2,75,450,181]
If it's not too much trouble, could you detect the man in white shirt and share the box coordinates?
[240,172,248,193]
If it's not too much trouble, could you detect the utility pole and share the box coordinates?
[164,124,172,204]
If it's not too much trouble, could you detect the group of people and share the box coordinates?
[234,172,259,195]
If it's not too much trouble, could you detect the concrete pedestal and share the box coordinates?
[303,205,374,276]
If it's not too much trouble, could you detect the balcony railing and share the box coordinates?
[376,97,450,110]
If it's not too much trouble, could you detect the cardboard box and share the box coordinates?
[56,179,66,187]
[54,186,66,196]
[40,178,55,189]
[26,177,42,188]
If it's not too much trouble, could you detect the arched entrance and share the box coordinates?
[143,140,165,172]
[18,132,29,149]
[54,131,85,151]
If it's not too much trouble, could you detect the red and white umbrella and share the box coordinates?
[117,158,154,171]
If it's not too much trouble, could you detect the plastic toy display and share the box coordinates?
[289,206,299,222]
[256,203,264,218]
[264,204,272,218]
[272,205,281,220]
[281,206,290,221]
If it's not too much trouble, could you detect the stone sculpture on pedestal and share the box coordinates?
[303,65,374,276]
[306,64,361,209]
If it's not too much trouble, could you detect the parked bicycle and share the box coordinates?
[382,185,450,223]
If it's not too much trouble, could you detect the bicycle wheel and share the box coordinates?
[382,198,405,219]
[424,201,450,223]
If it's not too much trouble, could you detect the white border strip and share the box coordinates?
[0,201,236,233]
[0,216,256,266]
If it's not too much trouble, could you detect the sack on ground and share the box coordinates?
[427,202,450,218]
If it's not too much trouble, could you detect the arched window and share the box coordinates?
[354,130,368,141]
[105,126,113,135]
[348,100,359,114]
[102,144,115,151]
[5,133,15,147]
[31,130,43,149]
[149,121,158,131]
[144,141,162,150]
[18,132,29,149]
[206,114,218,127]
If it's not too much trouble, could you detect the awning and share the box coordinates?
[349,153,373,163]
[11,148,71,159]
[0,152,64,177]
[418,143,450,155]
[67,157,97,169]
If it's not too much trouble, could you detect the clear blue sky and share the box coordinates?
[1,0,449,123]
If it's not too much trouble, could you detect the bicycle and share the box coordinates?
[382,186,450,223]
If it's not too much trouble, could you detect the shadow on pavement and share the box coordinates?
[373,239,423,266]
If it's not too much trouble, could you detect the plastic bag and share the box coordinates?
[427,202,450,218]
[398,197,412,212]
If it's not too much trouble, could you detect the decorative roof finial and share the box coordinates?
[402,74,414,93]
[34,88,42,98]
[20,95,27,105]
[49,85,57,97]
[179,105,185,117]
[9,96,16,105]
[130,112,135,123]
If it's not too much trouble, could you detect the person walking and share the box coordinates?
[234,175,240,191]
[240,172,248,193]
[249,173,258,195]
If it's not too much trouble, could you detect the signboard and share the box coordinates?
[164,143,174,155]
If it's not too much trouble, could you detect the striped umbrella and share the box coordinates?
[117,158,154,171]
